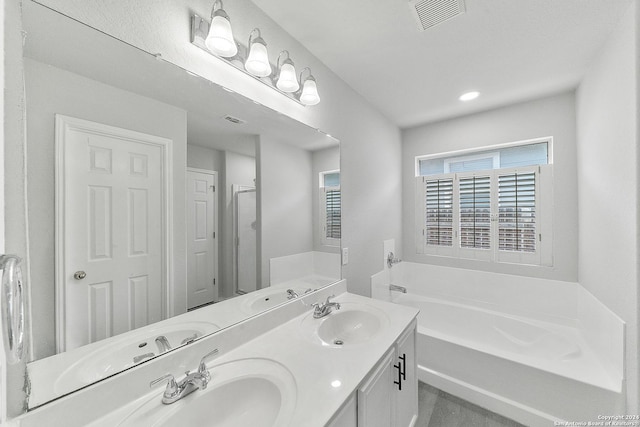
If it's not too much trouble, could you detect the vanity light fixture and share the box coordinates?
[299,67,321,106]
[459,91,480,101]
[191,13,321,105]
[275,51,299,93]
[245,28,272,77]
[204,0,238,58]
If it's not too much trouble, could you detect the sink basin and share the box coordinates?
[300,302,390,347]
[54,321,219,394]
[240,285,311,314]
[118,358,297,427]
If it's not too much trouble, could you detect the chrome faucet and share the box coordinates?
[387,252,402,268]
[155,335,172,354]
[180,333,199,345]
[311,295,341,319]
[150,348,219,404]
[133,352,155,364]
[389,284,407,293]
[287,288,313,299]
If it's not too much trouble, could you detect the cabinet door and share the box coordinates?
[358,349,395,427]
[328,394,357,427]
[395,321,418,427]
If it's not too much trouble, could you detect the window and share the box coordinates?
[459,175,491,250]
[320,171,341,246]
[415,138,552,266]
[425,178,453,246]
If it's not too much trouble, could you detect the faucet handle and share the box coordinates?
[198,348,219,376]
[150,373,179,398]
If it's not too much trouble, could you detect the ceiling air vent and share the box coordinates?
[408,0,466,31]
[223,115,246,125]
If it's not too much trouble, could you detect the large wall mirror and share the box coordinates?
[20,1,341,407]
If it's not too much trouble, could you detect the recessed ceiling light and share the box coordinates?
[459,91,480,101]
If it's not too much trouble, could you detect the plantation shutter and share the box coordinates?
[325,187,341,239]
[498,171,536,252]
[425,178,453,247]
[459,175,491,249]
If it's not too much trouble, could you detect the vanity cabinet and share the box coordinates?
[357,349,396,427]
[328,395,357,427]
[394,321,418,427]
[329,320,417,427]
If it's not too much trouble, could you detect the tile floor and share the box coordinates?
[417,382,526,427]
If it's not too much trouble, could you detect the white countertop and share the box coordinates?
[15,282,418,427]
[91,292,417,427]
[27,277,334,408]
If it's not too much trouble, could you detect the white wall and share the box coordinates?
[186,144,223,172]
[2,0,29,419]
[24,59,188,360]
[312,146,340,253]
[258,137,314,287]
[402,92,578,282]
[34,0,403,298]
[0,3,5,421]
[576,1,638,413]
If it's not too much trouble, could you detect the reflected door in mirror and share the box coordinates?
[56,116,170,352]
[186,169,218,309]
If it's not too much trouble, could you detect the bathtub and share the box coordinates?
[372,263,624,426]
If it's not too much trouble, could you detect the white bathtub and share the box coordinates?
[372,263,624,426]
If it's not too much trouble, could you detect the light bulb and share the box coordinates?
[276,61,299,92]
[300,78,320,105]
[245,39,271,77]
[205,14,237,57]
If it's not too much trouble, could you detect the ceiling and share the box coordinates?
[252,0,633,128]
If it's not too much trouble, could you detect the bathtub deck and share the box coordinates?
[394,292,622,393]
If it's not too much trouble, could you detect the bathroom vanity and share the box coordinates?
[11,281,419,427]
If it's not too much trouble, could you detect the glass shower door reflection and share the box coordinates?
[235,187,257,294]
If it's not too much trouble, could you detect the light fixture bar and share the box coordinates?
[191,14,307,106]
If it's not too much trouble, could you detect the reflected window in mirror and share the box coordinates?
[320,170,341,246]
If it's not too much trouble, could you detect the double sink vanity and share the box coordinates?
[14,281,418,427]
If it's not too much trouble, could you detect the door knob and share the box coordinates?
[74,271,87,280]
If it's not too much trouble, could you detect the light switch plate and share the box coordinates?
[341,247,349,265]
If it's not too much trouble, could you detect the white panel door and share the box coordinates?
[236,189,256,294]
[58,117,167,352]
[186,169,217,309]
